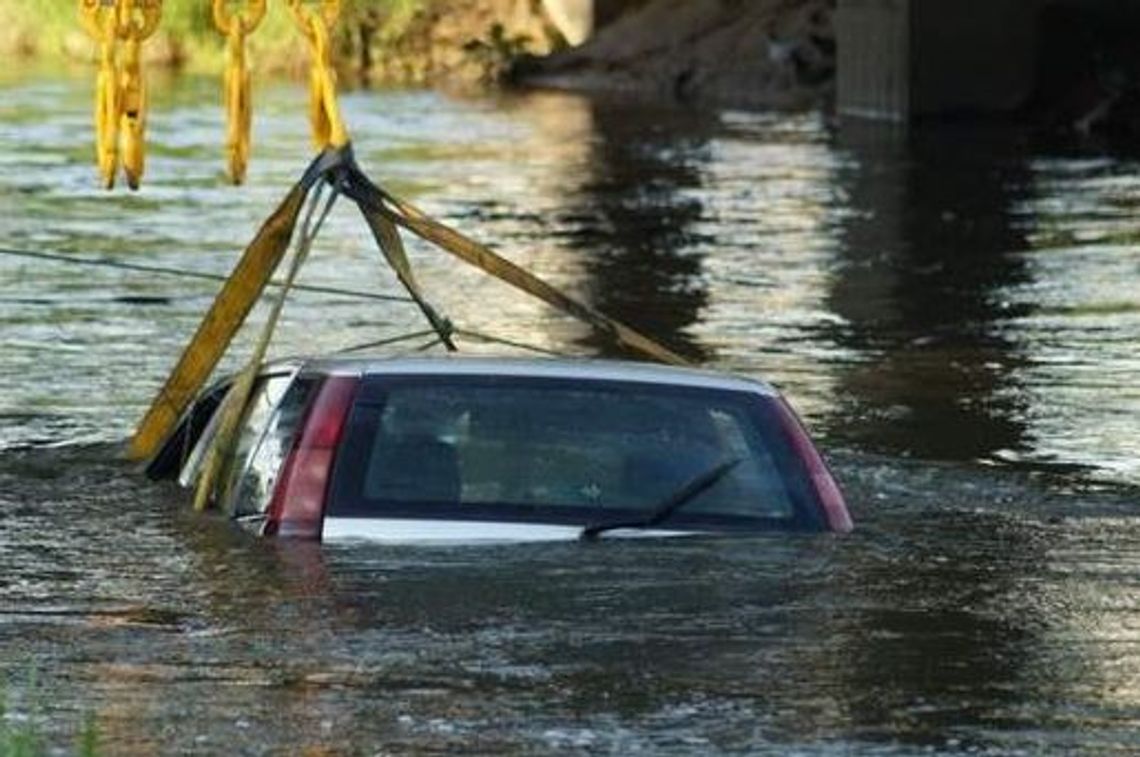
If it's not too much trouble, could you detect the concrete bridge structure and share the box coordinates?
[837,0,1039,120]
[835,0,1140,121]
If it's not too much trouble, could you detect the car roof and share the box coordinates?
[288,355,779,396]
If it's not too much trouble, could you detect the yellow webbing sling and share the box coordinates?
[128,147,688,462]
[126,151,343,461]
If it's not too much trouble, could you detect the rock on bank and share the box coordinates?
[517,0,836,109]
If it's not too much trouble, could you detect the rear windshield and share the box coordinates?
[329,376,825,531]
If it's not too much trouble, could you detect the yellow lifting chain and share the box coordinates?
[213,0,266,185]
[286,0,349,150]
[118,0,162,189]
[78,0,119,188]
[78,0,162,190]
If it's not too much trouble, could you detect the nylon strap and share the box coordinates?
[128,146,687,462]
[128,149,348,461]
[337,159,689,367]
[192,182,338,511]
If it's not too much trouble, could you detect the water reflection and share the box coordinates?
[556,99,716,361]
[1,67,1139,754]
[0,71,1138,477]
[1,444,1138,752]
[832,513,1046,749]
[829,122,1034,464]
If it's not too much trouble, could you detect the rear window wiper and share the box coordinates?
[580,458,742,541]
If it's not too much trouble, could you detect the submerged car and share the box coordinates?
[147,357,852,541]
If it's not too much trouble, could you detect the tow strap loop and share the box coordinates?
[286,0,349,150]
[128,145,688,463]
[213,0,266,185]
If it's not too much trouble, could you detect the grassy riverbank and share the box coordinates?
[1,679,99,757]
[2,0,232,69]
[0,0,553,83]
[1,0,417,73]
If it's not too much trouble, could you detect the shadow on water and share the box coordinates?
[556,99,716,362]
[827,121,1034,464]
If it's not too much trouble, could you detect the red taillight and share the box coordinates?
[771,396,853,533]
[265,375,359,539]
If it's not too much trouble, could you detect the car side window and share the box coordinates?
[226,376,317,518]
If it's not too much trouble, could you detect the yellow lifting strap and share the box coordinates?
[213,0,267,184]
[128,147,689,462]
[286,0,349,149]
[128,176,312,461]
[78,0,162,190]
[192,185,338,511]
[371,192,687,368]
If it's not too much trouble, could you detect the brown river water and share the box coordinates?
[0,71,1138,753]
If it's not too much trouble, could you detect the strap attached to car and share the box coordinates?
[128,144,690,464]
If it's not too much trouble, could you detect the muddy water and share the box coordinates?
[1,72,1139,752]
[1,445,1137,753]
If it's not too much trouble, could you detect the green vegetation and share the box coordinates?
[0,0,426,74]
[3,0,210,63]
[463,22,534,83]
[1,679,100,757]
[1,682,42,757]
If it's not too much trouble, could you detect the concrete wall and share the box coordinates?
[836,0,911,121]
[910,0,1040,114]
[837,0,1041,119]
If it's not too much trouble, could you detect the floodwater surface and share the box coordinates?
[0,72,1138,753]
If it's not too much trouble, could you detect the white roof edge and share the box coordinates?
[295,355,778,395]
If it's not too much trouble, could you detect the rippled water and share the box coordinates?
[1,71,1139,752]
[2,73,1138,481]
[1,446,1137,753]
